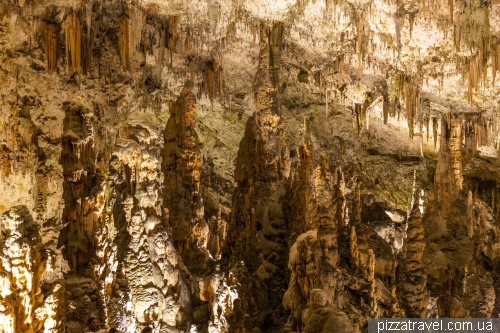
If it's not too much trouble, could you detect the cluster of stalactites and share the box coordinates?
[64,10,95,76]
[205,60,224,101]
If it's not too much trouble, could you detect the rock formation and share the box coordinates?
[398,190,427,318]
[162,81,210,272]
[2,0,500,332]
[0,206,47,333]
[226,24,291,331]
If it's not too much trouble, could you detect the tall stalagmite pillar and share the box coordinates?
[162,82,209,269]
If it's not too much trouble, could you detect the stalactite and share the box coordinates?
[436,113,463,227]
[118,15,130,71]
[468,49,484,106]
[467,190,474,238]
[64,11,82,74]
[408,12,416,39]
[184,29,193,52]
[350,224,360,269]
[448,0,454,22]
[491,41,499,86]
[43,23,59,74]
[334,53,344,74]
[433,117,438,149]
[167,16,179,50]
[334,168,346,240]
[355,103,364,134]
[206,61,216,100]
[157,28,166,82]
[356,9,368,73]
[325,89,328,117]
[269,22,283,88]
[81,13,95,75]
[405,78,420,139]
[383,97,389,124]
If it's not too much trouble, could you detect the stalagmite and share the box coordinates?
[113,112,187,331]
[436,113,463,222]
[316,153,338,268]
[58,98,98,275]
[399,191,427,318]
[0,206,47,333]
[288,118,314,235]
[350,224,360,269]
[227,24,290,331]
[162,82,208,267]
[351,183,362,226]
[1,0,500,331]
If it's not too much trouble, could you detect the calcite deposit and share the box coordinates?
[1,0,500,332]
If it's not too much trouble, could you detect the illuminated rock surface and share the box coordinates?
[1,0,500,332]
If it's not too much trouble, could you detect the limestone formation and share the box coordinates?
[162,82,210,271]
[1,0,500,331]
[0,206,47,333]
[227,25,291,331]
[287,119,314,236]
[399,191,427,318]
[58,98,100,276]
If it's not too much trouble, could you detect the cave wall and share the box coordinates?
[1,0,500,332]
